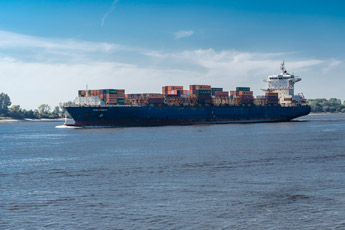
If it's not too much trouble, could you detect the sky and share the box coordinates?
[0,0,345,109]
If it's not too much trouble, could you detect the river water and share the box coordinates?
[1,114,345,229]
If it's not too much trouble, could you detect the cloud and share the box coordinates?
[0,29,344,109]
[0,30,127,64]
[0,30,119,53]
[174,30,194,39]
[322,59,342,73]
[101,0,119,27]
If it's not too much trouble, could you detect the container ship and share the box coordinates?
[64,62,311,127]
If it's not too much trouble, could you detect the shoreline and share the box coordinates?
[0,118,69,123]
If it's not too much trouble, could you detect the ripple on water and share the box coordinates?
[1,114,345,229]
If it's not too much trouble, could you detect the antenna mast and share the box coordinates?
[280,60,287,74]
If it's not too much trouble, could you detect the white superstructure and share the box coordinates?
[263,61,306,106]
[73,96,105,106]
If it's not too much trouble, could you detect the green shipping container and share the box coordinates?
[108,89,118,94]
[236,87,250,92]
[117,98,125,103]
[195,90,211,95]
[211,88,223,91]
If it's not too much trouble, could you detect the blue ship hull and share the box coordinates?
[65,105,311,127]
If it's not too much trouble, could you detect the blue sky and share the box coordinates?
[0,0,345,109]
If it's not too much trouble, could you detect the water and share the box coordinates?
[1,114,345,229]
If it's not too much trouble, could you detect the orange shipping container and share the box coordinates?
[162,86,183,94]
[182,90,190,95]
[189,85,211,90]
[237,91,253,96]
[265,92,279,97]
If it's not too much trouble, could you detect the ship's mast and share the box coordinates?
[280,60,287,74]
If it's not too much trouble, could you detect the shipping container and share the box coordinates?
[162,86,184,95]
[265,92,279,97]
[148,98,164,104]
[195,90,211,95]
[236,95,254,99]
[168,89,184,95]
[214,91,229,97]
[236,87,250,92]
[266,96,279,100]
[211,88,223,95]
[237,91,253,96]
[189,85,212,91]
[147,93,164,98]
[105,89,125,94]
[183,90,190,95]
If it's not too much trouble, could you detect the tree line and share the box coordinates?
[0,92,68,119]
[307,98,345,113]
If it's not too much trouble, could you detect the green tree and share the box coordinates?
[23,109,37,119]
[38,104,51,118]
[8,105,24,119]
[52,106,61,118]
[0,92,12,116]
[308,98,345,113]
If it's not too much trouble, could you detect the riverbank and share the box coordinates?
[0,118,68,123]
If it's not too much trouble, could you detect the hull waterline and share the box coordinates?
[65,105,311,127]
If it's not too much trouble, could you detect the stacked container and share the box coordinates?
[233,87,254,105]
[214,91,228,97]
[189,85,211,94]
[126,93,164,105]
[162,86,184,95]
[254,96,267,106]
[213,91,229,106]
[78,89,125,105]
[78,90,86,97]
[189,85,212,104]
[104,89,125,105]
[265,92,279,105]
[211,88,223,96]
[183,90,190,96]
[77,84,281,107]
[147,94,165,105]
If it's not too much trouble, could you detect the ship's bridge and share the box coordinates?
[262,61,305,106]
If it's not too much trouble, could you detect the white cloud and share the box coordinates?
[0,30,344,109]
[322,59,342,73]
[0,30,120,53]
[174,30,194,39]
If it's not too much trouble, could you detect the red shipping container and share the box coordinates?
[214,91,229,97]
[236,95,254,99]
[237,91,253,96]
[265,92,279,97]
[189,85,211,90]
